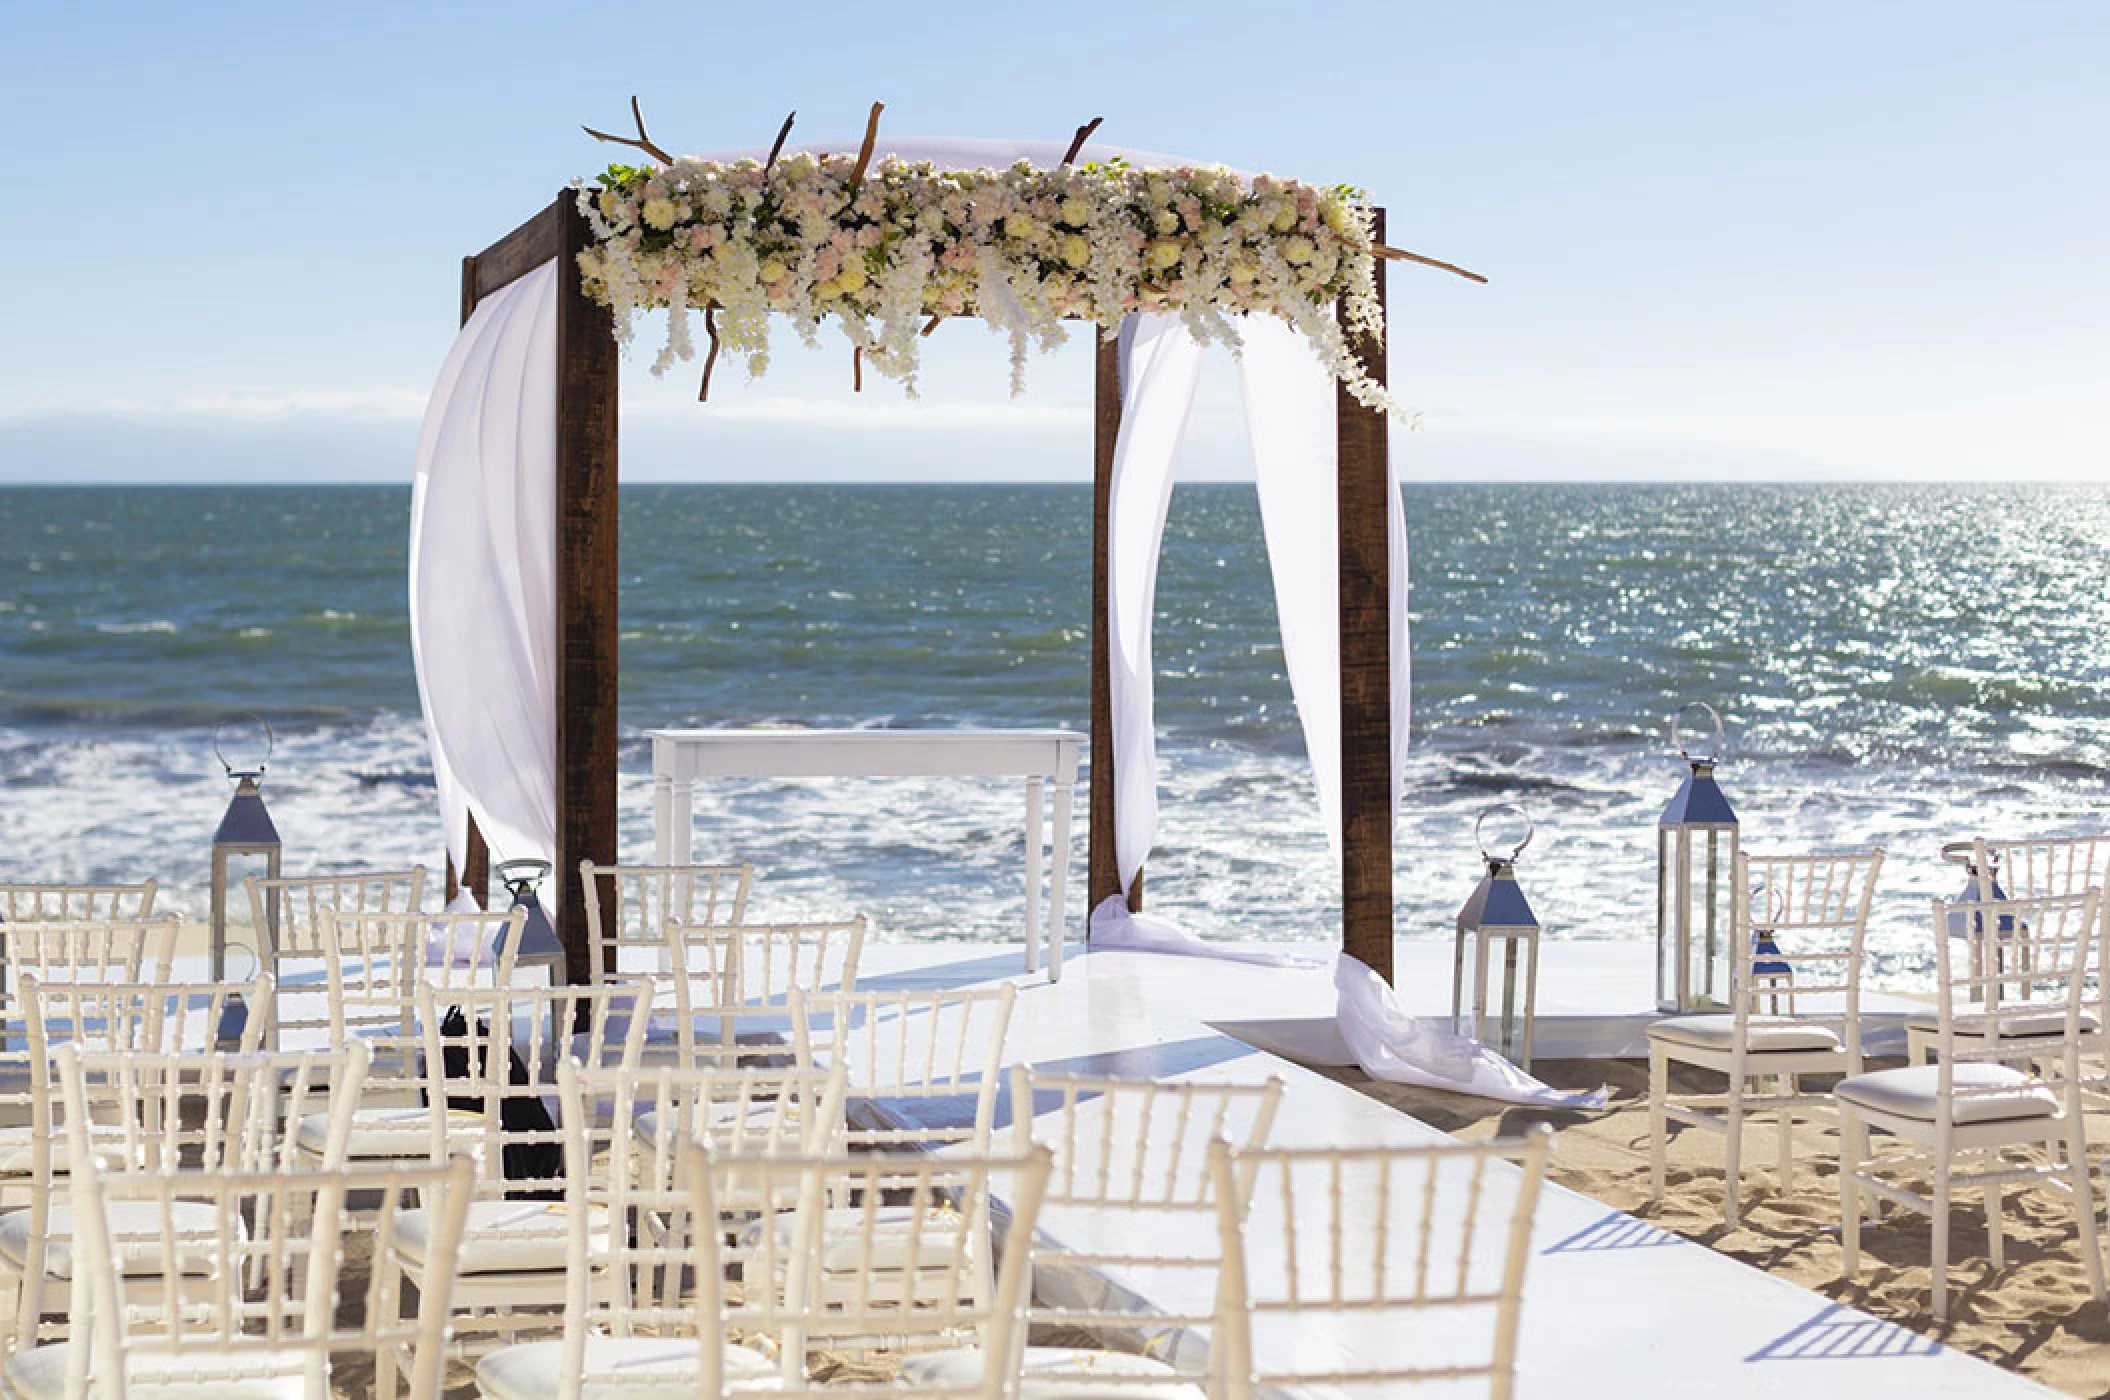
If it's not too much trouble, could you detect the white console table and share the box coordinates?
[647,728,1084,981]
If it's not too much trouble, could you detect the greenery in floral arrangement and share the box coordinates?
[573,151,1395,412]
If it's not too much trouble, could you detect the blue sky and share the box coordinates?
[1,1,2103,483]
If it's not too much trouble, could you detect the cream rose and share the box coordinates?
[642,197,680,231]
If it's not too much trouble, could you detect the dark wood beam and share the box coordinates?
[553,195,622,986]
[1088,334,1137,917]
[446,253,494,910]
[472,200,567,303]
[1336,206,1394,981]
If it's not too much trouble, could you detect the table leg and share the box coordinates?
[1024,776,1045,976]
[1048,771,1075,983]
[652,760,673,866]
[672,770,696,868]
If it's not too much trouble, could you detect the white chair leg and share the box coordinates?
[2067,1124,2106,1303]
[1839,1108,1863,1280]
[1931,1158,1952,1322]
[1723,1097,1745,1230]
[1985,1185,2006,1270]
[1648,1048,1668,1203]
[1777,1074,1796,1191]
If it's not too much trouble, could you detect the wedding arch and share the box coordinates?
[411,102,1480,985]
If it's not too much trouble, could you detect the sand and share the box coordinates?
[1319,1056,2110,1400]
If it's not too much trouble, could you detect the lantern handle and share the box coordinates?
[1670,701,1724,764]
[1940,840,1999,872]
[1474,803,1534,863]
[212,715,274,777]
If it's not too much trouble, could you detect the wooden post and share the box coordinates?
[553,196,621,986]
[1336,208,1394,981]
[1088,332,1139,920]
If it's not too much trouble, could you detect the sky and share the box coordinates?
[0,1,2103,484]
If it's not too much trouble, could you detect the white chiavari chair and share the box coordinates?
[1838,886,2106,1320]
[577,859,753,982]
[2,1113,476,1400]
[246,866,428,1049]
[303,905,525,1172]
[697,1145,1053,1397]
[901,1069,1285,1398]
[1,973,274,1349]
[1648,848,1884,1227]
[651,916,865,1068]
[468,1057,800,1400]
[369,978,654,1383]
[1206,1127,1555,1400]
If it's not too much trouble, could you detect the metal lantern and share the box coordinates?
[1940,841,2012,1003]
[497,859,569,987]
[209,719,281,982]
[1656,702,1739,1013]
[1453,803,1542,1067]
[1747,889,1794,1015]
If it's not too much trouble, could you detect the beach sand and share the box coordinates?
[1320,1057,2110,1400]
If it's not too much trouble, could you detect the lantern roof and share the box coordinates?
[1458,863,1539,932]
[213,776,281,847]
[1660,762,1737,828]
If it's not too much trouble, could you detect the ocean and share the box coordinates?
[1,482,2104,972]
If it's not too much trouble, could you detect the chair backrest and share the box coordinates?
[246,867,427,1046]
[59,1043,370,1175]
[578,860,753,982]
[1007,1069,1284,1368]
[61,1124,474,1400]
[573,1059,848,1201]
[690,1143,1053,1396]
[1207,1126,1554,1400]
[1,916,179,992]
[1968,835,2110,1019]
[319,904,525,1043]
[792,984,1015,1151]
[415,978,654,1193]
[1928,887,2102,1122]
[661,917,866,1065]
[1729,848,1885,1062]
[0,880,157,923]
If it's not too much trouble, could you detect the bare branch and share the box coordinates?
[1373,243,1487,284]
[697,308,721,402]
[583,94,675,165]
[845,101,885,197]
[764,110,797,173]
[852,346,864,393]
[1060,116,1104,167]
[920,314,944,337]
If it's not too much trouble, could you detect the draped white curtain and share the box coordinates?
[1103,314,1410,897]
[408,259,560,871]
[1106,315,1207,890]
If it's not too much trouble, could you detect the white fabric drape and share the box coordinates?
[409,259,560,871]
[1106,314,1206,892]
[1240,317,1411,860]
[1334,955,1607,1109]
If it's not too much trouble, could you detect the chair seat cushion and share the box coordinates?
[296,1106,483,1160]
[475,1336,775,1400]
[1903,1007,2099,1039]
[392,1199,609,1275]
[901,1345,1202,1398]
[1834,1063,2062,1124]
[0,1124,137,1177]
[1647,1014,1843,1055]
[6,1343,309,1399]
[0,1201,229,1280]
[740,1205,969,1272]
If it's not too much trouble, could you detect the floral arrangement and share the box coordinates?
[573,151,1397,412]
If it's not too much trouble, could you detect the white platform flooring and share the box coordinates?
[852,937,2051,1399]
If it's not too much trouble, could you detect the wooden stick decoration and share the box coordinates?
[844,101,884,198]
[1373,244,1488,284]
[697,307,721,402]
[920,314,944,337]
[1060,116,1104,167]
[852,346,864,393]
[764,110,797,173]
[583,95,676,166]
